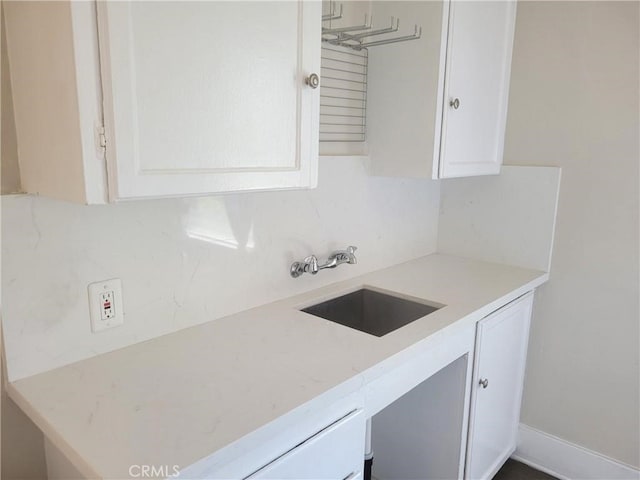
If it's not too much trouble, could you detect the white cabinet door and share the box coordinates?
[97,1,321,200]
[466,292,533,480]
[367,0,516,180]
[248,410,365,480]
[439,1,517,178]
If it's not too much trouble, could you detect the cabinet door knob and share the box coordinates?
[306,73,320,89]
[450,98,460,109]
[479,378,489,389]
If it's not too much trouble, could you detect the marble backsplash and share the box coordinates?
[1,156,440,381]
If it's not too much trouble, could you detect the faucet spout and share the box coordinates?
[324,246,358,269]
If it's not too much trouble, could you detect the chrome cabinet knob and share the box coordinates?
[450,98,460,109]
[479,378,489,389]
[306,73,320,89]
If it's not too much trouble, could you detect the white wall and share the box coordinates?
[2,5,48,479]
[504,1,639,469]
[438,165,561,272]
[1,157,440,381]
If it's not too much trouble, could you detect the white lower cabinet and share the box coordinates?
[465,293,534,479]
[184,292,534,480]
[247,409,365,480]
[365,293,533,480]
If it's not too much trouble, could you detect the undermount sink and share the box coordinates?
[301,288,442,337]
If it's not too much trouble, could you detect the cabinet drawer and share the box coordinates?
[247,409,365,479]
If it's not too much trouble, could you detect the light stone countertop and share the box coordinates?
[7,254,548,479]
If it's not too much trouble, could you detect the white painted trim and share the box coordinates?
[514,424,640,480]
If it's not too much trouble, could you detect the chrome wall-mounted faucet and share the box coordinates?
[290,246,357,278]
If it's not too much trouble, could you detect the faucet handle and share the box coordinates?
[304,255,319,274]
[346,246,357,264]
[290,255,319,278]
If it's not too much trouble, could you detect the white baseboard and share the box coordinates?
[514,424,640,480]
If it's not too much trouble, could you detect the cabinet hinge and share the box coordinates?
[98,126,107,148]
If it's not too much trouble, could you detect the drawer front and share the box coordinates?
[248,409,365,479]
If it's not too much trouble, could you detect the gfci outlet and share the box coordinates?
[88,279,124,333]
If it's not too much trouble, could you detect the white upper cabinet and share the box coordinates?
[5,1,321,203]
[98,1,321,200]
[368,0,517,179]
[439,1,517,178]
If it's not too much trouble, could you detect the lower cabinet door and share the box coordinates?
[247,409,365,480]
[466,293,534,480]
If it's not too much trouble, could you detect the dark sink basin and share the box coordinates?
[301,288,441,337]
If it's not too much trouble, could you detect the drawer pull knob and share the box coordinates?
[479,378,489,389]
[450,98,460,109]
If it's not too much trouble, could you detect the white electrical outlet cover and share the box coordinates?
[88,279,124,333]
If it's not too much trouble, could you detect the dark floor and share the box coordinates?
[493,459,558,480]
